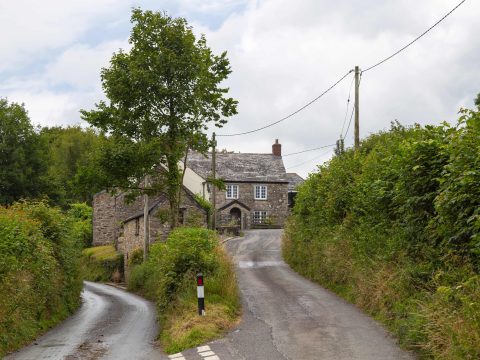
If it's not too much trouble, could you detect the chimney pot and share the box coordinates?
[272,139,282,156]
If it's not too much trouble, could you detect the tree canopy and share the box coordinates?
[81,9,238,226]
[0,98,46,204]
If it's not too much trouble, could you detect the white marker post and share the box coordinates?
[197,273,205,315]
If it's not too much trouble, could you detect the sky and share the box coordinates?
[1,0,479,178]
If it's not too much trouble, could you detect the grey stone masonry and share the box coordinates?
[92,190,163,247]
[215,182,288,228]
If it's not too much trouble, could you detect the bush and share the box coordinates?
[68,203,93,248]
[0,201,83,357]
[128,227,240,353]
[284,110,480,359]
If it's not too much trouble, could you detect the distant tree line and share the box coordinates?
[0,98,101,207]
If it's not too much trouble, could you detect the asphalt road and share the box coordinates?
[177,229,415,360]
[6,230,415,360]
[5,281,163,360]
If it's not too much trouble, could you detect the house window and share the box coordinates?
[135,218,140,236]
[253,211,267,224]
[254,185,267,200]
[226,184,239,199]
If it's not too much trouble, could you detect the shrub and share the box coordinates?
[0,201,83,357]
[129,227,219,310]
[68,203,93,247]
[128,227,239,353]
[284,110,480,359]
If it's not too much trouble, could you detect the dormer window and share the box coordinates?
[226,184,239,199]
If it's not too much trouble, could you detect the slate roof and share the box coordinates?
[188,151,288,183]
[286,173,304,191]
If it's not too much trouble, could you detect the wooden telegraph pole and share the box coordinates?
[211,132,217,230]
[354,66,360,151]
[143,176,149,262]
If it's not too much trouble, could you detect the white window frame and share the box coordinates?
[226,184,239,199]
[253,211,267,224]
[254,185,267,200]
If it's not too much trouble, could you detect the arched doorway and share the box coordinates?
[229,207,241,226]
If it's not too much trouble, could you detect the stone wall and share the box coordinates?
[92,190,163,247]
[117,188,208,273]
[92,191,117,246]
[214,182,288,228]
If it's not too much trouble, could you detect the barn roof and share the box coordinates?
[188,151,288,183]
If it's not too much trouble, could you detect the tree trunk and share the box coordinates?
[166,154,181,229]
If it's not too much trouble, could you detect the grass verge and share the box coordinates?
[80,245,124,282]
[128,227,240,353]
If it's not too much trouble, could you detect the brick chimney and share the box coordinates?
[272,139,281,156]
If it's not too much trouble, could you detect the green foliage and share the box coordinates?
[193,193,212,212]
[128,248,144,266]
[38,126,101,206]
[128,227,239,353]
[68,203,93,247]
[284,110,480,359]
[80,8,238,228]
[0,98,47,205]
[0,98,101,206]
[129,227,219,310]
[80,245,124,282]
[0,201,83,357]
[432,109,480,262]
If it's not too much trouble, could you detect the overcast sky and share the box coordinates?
[1,0,478,177]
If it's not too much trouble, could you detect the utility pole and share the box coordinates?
[354,65,360,151]
[211,132,217,231]
[143,176,149,262]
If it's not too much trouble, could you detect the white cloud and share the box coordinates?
[1,0,479,178]
[199,0,480,176]
[44,40,128,90]
[0,0,124,72]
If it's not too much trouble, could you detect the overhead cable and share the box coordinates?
[362,0,467,73]
[283,143,336,157]
[340,73,355,136]
[285,148,334,169]
[217,69,354,137]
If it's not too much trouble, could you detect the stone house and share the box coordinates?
[188,139,292,229]
[92,139,301,257]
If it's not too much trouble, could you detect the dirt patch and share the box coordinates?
[65,340,108,360]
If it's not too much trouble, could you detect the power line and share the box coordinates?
[285,148,334,169]
[362,0,467,73]
[340,73,355,136]
[343,103,355,139]
[283,143,336,157]
[217,69,354,137]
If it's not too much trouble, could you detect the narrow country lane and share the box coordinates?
[5,282,164,360]
[176,229,415,360]
[6,231,416,360]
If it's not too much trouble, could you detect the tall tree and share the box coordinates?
[0,98,46,204]
[39,126,100,206]
[81,9,237,227]
[475,92,480,109]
